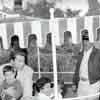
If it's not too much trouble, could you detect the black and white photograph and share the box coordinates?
[0,0,100,100]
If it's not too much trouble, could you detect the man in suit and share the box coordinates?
[73,29,100,100]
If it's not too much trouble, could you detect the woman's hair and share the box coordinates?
[3,65,17,78]
[9,49,27,64]
[32,77,51,96]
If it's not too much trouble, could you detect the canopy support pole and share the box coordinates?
[50,8,59,100]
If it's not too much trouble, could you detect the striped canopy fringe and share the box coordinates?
[0,15,100,49]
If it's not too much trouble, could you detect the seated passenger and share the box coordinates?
[32,77,52,100]
[0,65,23,100]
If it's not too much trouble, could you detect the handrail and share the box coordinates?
[62,92,100,100]
[33,72,74,74]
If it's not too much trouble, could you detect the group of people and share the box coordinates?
[0,39,64,100]
[0,49,33,100]
[0,49,64,100]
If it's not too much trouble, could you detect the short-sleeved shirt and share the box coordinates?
[16,65,33,97]
[32,93,51,100]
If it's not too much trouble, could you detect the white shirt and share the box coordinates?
[79,47,93,79]
[24,93,51,100]
[16,65,33,97]
[37,93,51,100]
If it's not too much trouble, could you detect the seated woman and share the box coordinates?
[32,77,52,100]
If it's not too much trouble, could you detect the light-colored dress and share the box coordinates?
[38,93,51,100]
[16,65,33,97]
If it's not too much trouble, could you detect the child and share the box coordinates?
[32,77,52,100]
[0,65,23,100]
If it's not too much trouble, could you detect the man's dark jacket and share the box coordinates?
[73,47,100,89]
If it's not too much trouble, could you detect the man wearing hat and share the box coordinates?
[73,29,100,100]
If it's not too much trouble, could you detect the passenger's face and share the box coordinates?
[14,55,25,70]
[41,83,51,96]
[83,40,93,51]
[4,71,15,83]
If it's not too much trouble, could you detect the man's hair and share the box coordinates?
[9,49,27,64]
[3,65,17,77]
[15,49,26,58]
